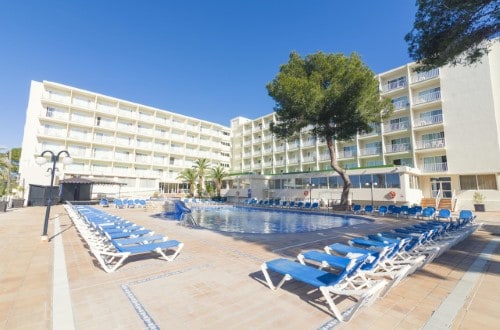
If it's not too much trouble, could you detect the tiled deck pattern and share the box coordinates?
[0,205,498,329]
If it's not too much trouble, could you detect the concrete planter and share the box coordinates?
[12,199,25,208]
[474,204,485,212]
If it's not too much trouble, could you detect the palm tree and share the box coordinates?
[193,158,210,198]
[176,168,197,197]
[209,165,227,199]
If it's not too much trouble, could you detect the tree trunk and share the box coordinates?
[327,139,352,210]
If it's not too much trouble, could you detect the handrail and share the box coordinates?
[180,212,199,227]
[435,189,442,209]
[451,189,457,211]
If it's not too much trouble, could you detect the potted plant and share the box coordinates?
[472,191,485,212]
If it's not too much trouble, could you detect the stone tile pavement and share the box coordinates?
[0,205,498,329]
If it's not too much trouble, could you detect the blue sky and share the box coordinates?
[0,1,417,150]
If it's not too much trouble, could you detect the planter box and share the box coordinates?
[0,201,7,212]
[12,199,25,208]
[474,204,485,212]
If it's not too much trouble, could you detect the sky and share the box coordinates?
[0,1,417,150]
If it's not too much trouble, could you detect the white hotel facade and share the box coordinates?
[19,42,500,210]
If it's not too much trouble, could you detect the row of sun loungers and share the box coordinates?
[260,210,478,323]
[65,203,184,273]
[352,204,465,221]
[99,198,148,208]
[245,199,320,210]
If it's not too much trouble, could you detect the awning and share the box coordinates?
[59,178,127,186]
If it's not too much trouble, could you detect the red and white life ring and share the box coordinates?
[304,190,309,197]
[388,191,396,199]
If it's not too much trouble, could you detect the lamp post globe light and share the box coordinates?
[365,181,378,207]
[36,150,72,240]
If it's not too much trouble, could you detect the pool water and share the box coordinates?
[187,207,370,234]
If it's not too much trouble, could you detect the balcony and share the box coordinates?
[39,128,66,139]
[319,154,331,161]
[302,156,316,163]
[41,110,69,122]
[415,138,445,150]
[411,68,439,84]
[384,121,410,133]
[385,143,411,153]
[381,79,407,93]
[71,116,94,126]
[413,90,441,105]
[359,129,381,138]
[392,99,410,111]
[414,114,443,128]
[422,162,448,173]
[302,139,316,147]
[93,135,114,145]
[135,156,151,164]
[359,148,381,157]
[338,150,356,159]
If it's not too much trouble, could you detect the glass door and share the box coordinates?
[430,177,452,198]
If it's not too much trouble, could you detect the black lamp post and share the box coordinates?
[365,181,378,206]
[307,182,315,204]
[36,150,72,240]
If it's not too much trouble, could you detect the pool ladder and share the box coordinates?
[179,212,199,227]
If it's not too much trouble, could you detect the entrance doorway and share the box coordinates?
[430,177,452,198]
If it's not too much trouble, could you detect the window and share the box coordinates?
[366,160,384,167]
[386,173,401,188]
[328,176,342,189]
[389,117,409,131]
[96,116,101,126]
[460,175,497,190]
[391,95,409,110]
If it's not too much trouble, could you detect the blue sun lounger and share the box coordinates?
[261,258,386,322]
[95,239,184,273]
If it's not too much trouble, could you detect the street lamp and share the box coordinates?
[36,150,72,240]
[307,182,315,204]
[365,181,378,206]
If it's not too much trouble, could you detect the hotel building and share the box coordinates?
[19,42,500,210]
[19,81,232,200]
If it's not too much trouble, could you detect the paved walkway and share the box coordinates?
[0,205,499,329]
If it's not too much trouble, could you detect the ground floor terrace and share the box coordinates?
[1,205,499,329]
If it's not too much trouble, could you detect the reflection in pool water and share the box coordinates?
[188,207,370,234]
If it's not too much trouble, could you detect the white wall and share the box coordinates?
[442,42,500,174]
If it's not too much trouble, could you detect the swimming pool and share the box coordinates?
[185,206,371,234]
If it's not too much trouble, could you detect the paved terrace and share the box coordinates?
[0,204,499,329]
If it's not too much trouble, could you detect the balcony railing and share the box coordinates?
[385,143,411,153]
[359,129,381,137]
[338,150,356,159]
[39,128,66,138]
[93,136,114,144]
[411,68,439,84]
[359,148,381,156]
[413,90,441,105]
[381,79,407,93]
[392,99,409,111]
[422,162,448,173]
[415,138,445,150]
[384,121,410,133]
[302,156,316,163]
[414,114,443,127]
[302,140,316,147]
